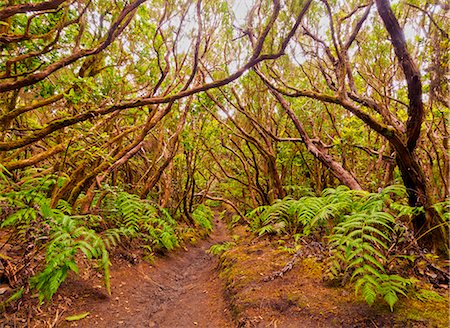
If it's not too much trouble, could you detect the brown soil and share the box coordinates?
[58,219,233,328]
[0,218,233,328]
[1,219,448,328]
[218,226,449,328]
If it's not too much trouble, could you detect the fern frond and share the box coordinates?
[192,204,214,232]
[362,280,377,305]
[380,185,407,198]
[207,241,236,255]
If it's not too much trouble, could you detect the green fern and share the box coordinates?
[111,191,179,252]
[192,204,214,232]
[2,207,38,230]
[248,186,359,236]
[247,197,294,234]
[432,200,450,239]
[102,227,131,249]
[1,182,111,302]
[115,192,143,232]
[355,274,410,311]
[433,200,450,222]
[247,185,415,310]
[328,188,413,310]
[1,180,186,302]
[207,241,236,255]
[30,209,111,302]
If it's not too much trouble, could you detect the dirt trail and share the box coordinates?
[3,216,447,327]
[61,219,233,328]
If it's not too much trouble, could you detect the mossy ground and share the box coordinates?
[396,289,449,327]
[218,227,449,328]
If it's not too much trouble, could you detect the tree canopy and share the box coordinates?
[0,0,448,258]
[0,0,449,318]
[0,0,449,243]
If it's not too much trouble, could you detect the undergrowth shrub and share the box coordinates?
[29,211,110,302]
[0,177,110,302]
[247,185,419,310]
[110,191,179,253]
[207,241,236,255]
[329,210,410,311]
[0,175,214,303]
[247,185,361,236]
[191,204,214,232]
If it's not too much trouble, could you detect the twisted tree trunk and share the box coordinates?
[376,0,447,251]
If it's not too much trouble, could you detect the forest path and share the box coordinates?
[61,217,233,328]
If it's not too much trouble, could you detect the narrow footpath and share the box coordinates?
[61,218,233,328]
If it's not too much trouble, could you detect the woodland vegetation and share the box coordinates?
[0,0,448,323]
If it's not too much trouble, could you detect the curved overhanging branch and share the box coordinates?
[254,67,406,151]
[0,0,313,151]
[0,0,67,20]
[0,91,68,126]
[255,68,363,190]
[0,58,275,151]
[200,194,248,222]
[0,0,146,93]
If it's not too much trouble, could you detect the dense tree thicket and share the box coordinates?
[0,0,448,311]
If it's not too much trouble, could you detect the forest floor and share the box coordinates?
[217,226,449,328]
[36,217,233,328]
[1,216,448,327]
[1,216,234,327]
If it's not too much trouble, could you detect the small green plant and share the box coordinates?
[328,186,415,310]
[192,204,214,232]
[354,273,410,311]
[112,191,179,252]
[0,287,24,311]
[432,200,450,222]
[247,186,361,236]
[414,289,446,302]
[228,214,242,229]
[207,241,236,255]
[1,180,111,302]
[278,244,302,254]
[30,212,111,302]
[329,210,411,310]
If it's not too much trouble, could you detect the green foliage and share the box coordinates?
[0,176,218,303]
[431,201,449,221]
[248,185,417,310]
[65,312,90,322]
[278,243,302,254]
[247,186,361,236]
[329,209,411,311]
[30,214,110,302]
[1,179,110,302]
[1,174,67,237]
[247,198,292,235]
[207,241,236,255]
[329,211,394,277]
[112,191,179,252]
[355,274,410,311]
[192,204,214,232]
[328,186,415,310]
[0,287,24,311]
[414,289,446,302]
[0,164,12,184]
[431,200,450,239]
